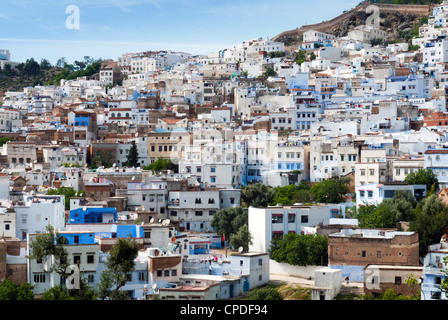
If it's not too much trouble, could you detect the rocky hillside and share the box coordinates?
[273,1,433,46]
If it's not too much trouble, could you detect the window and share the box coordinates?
[73,255,81,265]
[288,215,295,223]
[87,254,94,264]
[395,277,402,285]
[34,274,46,283]
[144,231,151,239]
[195,211,203,216]
[368,191,373,198]
[139,272,145,281]
[164,269,170,277]
[272,215,283,223]
[362,251,366,258]
[360,191,365,197]
[301,215,308,223]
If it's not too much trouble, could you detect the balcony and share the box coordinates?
[423,265,446,275]
[421,283,441,291]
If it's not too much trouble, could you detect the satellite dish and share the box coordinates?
[238,247,244,253]
[152,283,158,289]
[150,218,154,223]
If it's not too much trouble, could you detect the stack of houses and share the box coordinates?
[4,2,448,300]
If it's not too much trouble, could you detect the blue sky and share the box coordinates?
[0,0,361,65]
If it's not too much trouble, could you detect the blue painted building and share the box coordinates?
[68,207,118,224]
[421,241,448,300]
[111,224,144,239]
[58,231,97,245]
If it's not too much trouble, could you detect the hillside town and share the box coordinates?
[2,0,448,302]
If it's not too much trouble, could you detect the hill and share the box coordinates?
[273,1,436,46]
[0,58,103,96]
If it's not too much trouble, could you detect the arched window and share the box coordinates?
[117,113,121,117]
[111,113,115,118]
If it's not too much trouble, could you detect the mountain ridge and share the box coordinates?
[273,1,434,46]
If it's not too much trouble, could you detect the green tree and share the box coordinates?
[262,67,277,78]
[272,181,312,206]
[310,178,350,204]
[124,141,139,167]
[41,277,96,300]
[272,184,300,206]
[46,186,85,210]
[0,137,12,146]
[363,288,413,300]
[27,225,70,277]
[410,194,448,256]
[0,279,34,300]
[40,59,52,70]
[269,233,328,266]
[268,51,286,58]
[404,168,439,195]
[93,150,114,168]
[357,191,417,228]
[41,286,75,300]
[144,158,178,173]
[229,224,253,253]
[241,184,276,208]
[249,287,283,300]
[97,237,139,300]
[211,206,247,245]
[405,274,421,299]
[295,50,307,65]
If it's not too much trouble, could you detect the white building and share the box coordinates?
[13,195,66,241]
[424,149,448,188]
[248,204,348,253]
[355,182,426,208]
[303,30,336,44]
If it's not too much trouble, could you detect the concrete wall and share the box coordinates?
[269,260,323,279]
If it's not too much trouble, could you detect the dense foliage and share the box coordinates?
[97,237,139,300]
[144,158,178,173]
[269,233,328,266]
[46,186,85,210]
[249,287,284,300]
[0,279,34,300]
